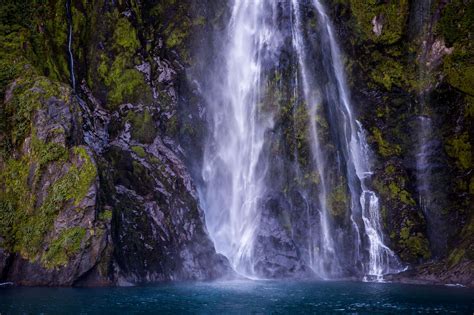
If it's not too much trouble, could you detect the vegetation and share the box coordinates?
[349,0,409,44]
[328,183,349,219]
[127,110,158,144]
[445,133,472,170]
[41,227,86,269]
[95,10,151,107]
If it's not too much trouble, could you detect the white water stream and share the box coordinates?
[201,0,401,279]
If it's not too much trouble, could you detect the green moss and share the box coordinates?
[12,146,96,261]
[399,221,431,260]
[349,0,409,44]
[0,77,76,256]
[444,61,474,96]
[97,53,109,80]
[132,160,148,181]
[31,135,68,167]
[149,1,207,63]
[371,127,401,157]
[0,55,22,101]
[71,147,97,204]
[292,104,311,166]
[165,23,189,49]
[0,1,49,95]
[328,183,349,219]
[445,132,472,170]
[370,56,403,90]
[304,171,321,186]
[385,164,396,175]
[166,115,179,136]
[107,67,149,106]
[447,248,466,267]
[113,16,140,52]
[41,227,86,269]
[91,11,151,107]
[439,1,474,97]
[0,157,31,249]
[99,210,113,221]
[369,52,420,91]
[380,206,388,228]
[437,0,474,47]
[388,182,415,205]
[126,110,157,144]
[1,74,72,159]
[131,145,147,158]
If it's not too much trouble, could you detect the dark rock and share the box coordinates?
[386,260,474,288]
[253,196,313,278]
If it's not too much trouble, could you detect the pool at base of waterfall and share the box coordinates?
[1,280,473,314]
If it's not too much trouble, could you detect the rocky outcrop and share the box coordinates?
[387,260,474,288]
[253,196,313,278]
[0,0,231,286]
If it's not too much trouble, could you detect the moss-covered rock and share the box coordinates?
[328,182,349,219]
[445,132,472,170]
[348,0,410,44]
[126,109,158,144]
[41,226,86,269]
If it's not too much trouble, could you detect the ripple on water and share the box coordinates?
[0,280,473,314]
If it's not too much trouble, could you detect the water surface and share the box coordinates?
[1,280,473,314]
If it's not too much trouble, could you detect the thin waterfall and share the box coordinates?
[66,0,76,91]
[310,0,402,279]
[415,0,433,216]
[413,0,447,257]
[290,0,340,278]
[201,0,279,276]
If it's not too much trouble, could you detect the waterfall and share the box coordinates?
[66,0,76,91]
[290,0,340,278]
[413,0,447,257]
[309,0,402,279]
[201,0,280,276]
[200,0,401,280]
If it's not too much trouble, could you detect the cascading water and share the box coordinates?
[201,0,280,276]
[200,0,401,280]
[288,0,401,279]
[311,0,401,279]
[66,0,76,91]
[290,0,340,278]
[413,0,447,257]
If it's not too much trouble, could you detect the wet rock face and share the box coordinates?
[0,75,110,286]
[0,248,10,278]
[0,0,231,286]
[386,260,474,288]
[253,196,313,278]
[103,124,233,283]
[331,0,473,283]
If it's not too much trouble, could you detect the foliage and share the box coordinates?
[0,144,96,264]
[371,127,401,157]
[328,183,349,219]
[126,110,157,144]
[399,222,431,261]
[131,145,147,158]
[445,133,472,170]
[41,227,86,268]
[92,10,151,108]
[349,0,409,44]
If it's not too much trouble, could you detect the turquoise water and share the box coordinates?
[0,280,473,314]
